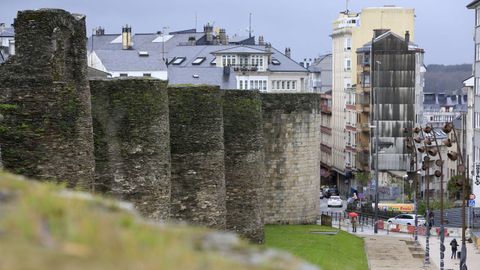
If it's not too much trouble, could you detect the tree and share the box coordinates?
[447,175,471,200]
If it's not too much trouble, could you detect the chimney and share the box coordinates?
[258,35,265,46]
[285,47,291,58]
[204,23,213,44]
[8,39,15,55]
[122,25,132,50]
[373,29,389,38]
[266,43,272,64]
[95,27,105,36]
[188,36,196,46]
[219,28,227,45]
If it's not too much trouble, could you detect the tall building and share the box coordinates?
[467,0,480,206]
[331,6,415,194]
[355,30,424,200]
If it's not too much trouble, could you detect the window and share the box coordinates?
[345,58,352,71]
[292,81,296,90]
[476,78,480,95]
[286,81,290,90]
[262,80,267,91]
[276,81,280,89]
[272,81,276,90]
[282,81,285,89]
[477,8,480,26]
[250,81,254,89]
[271,58,281,65]
[477,44,480,61]
[138,51,149,57]
[119,73,128,77]
[239,80,243,89]
[210,57,216,65]
[476,112,480,129]
[192,57,206,65]
[143,73,151,77]
[171,57,186,65]
[363,73,370,85]
[344,37,352,51]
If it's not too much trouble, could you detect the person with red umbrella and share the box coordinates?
[348,211,358,233]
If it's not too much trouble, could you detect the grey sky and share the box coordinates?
[0,0,474,65]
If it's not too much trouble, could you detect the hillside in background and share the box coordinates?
[424,64,472,93]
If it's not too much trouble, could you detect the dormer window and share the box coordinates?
[171,57,186,65]
[138,51,149,57]
[192,57,206,65]
[210,57,216,65]
[271,58,281,65]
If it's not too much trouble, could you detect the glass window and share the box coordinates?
[292,81,296,89]
[192,57,206,65]
[143,73,151,77]
[287,81,290,90]
[119,73,128,77]
[476,78,480,95]
[345,58,352,70]
[477,44,480,61]
[477,8,480,26]
[171,57,186,65]
[239,80,243,89]
[263,80,267,90]
[250,81,254,89]
[281,81,285,89]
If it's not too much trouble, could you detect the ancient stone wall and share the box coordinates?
[168,86,226,229]
[90,79,171,220]
[0,9,94,188]
[223,90,265,243]
[261,93,321,224]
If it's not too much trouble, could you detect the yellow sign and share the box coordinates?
[377,203,415,213]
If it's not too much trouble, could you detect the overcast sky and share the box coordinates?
[0,0,475,65]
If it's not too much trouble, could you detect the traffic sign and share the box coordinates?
[468,200,476,207]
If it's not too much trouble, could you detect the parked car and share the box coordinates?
[327,196,343,208]
[387,214,426,226]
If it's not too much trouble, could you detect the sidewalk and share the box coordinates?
[363,235,436,270]
[418,235,480,270]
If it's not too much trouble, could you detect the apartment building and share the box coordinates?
[467,0,480,206]
[355,30,424,200]
[331,6,415,194]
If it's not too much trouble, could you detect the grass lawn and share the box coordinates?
[264,225,368,270]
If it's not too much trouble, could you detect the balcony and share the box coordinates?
[321,105,332,114]
[357,123,370,132]
[231,64,259,72]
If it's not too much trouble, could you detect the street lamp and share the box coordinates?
[406,134,421,246]
[430,126,446,270]
[414,125,432,265]
[443,122,468,270]
[373,59,381,234]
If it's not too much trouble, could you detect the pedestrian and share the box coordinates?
[349,213,358,233]
[450,238,459,259]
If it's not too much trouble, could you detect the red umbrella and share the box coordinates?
[348,212,358,218]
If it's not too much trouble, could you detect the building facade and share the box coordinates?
[86,25,308,92]
[468,0,480,206]
[331,6,415,194]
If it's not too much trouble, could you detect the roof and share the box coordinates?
[356,31,421,53]
[87,29,307,77]
[467,0,480,8]
[168,66,237,89]
[93,49,167,71]
[0,25,14,37]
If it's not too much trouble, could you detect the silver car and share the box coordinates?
[327,196,343,208]
[387,214,426,226]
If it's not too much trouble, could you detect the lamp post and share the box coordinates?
[429,126,446,270]
[406,135,420,246]
[443,122,468,270]
[373,60,381,234]
[414,126,432,265]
